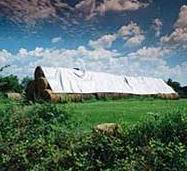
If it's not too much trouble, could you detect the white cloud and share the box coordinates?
[127,47,171,60]
[96,0,149,14]
[118,21,145,46]
[89,34,117,49]
[152,18,162,37]
[0,49,12,65]
[51,37,62,43]
[0,44,186,85]
[161,5,187,50]
[88,21,145,49]
[175,5,187,28]
[75,0,150,19]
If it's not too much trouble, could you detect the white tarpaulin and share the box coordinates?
[40,67,176,94]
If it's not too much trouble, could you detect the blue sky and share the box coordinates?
[0,0,187,85]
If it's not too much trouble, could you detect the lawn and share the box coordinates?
[1,97,187,132]
[65,98,187,132]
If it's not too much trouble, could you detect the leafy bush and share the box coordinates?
[0,75,22,93]
[0,105,187,171]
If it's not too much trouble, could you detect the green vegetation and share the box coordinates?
[0,100,187,170]
[0,97,187,170]
[69,99,187,131]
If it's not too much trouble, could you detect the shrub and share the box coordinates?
[0,75,22,93]
[0,106,187,171]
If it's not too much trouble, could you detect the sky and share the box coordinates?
[0,0,187,85]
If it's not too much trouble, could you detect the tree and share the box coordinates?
[0,75,23,93]
[167,78,181,92]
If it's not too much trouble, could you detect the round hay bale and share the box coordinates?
[34,66,45,80]
[171,93,179,100]
[157,93,162,98]
[169,94,174,100]
[160,94,166,99]
[25,80,36,101]
[170,93,175,100]
[41,89,61,102]
[72,94,82,102]
[164,94,169,100]
[6,93,22,101]
[94,123,122,136]
[35,77,48,92]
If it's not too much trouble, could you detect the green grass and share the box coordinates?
[1,96,187,132]
[66,99,187,132]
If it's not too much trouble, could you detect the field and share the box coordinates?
[1,97,187,132]
[1,97,187,170]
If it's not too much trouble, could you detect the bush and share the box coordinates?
[0,75,22,93]
[0,103,72,170]
[0,106,187,171]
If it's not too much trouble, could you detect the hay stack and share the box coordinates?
[34,66,45,80]
[171,93,179,100]
[25,80,36,101]
[41,89,61,102]
[158,93,179,100]
[35,77,49,93]
[94,123,122,136]
[6,93,22,101]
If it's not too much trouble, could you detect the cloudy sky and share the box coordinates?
[0,0,187,85]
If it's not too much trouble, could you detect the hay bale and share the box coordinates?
[6,93,22,101]
[94,123,122,136]
[34,66,45,80]
[35,77,49,92]
[171,93,180,100]
[41,89,61,102]
[160,94,166,99]
[25,80,36,101]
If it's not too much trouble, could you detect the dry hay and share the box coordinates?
[35,77,49,92]
[165,94,171,99]
[171,93,179,100]
[94,123,122,136]
[34,66,45,80]
[25,80,36,101]
[6,93,22,101]
[41,89,61,102]
[160,94,167,99]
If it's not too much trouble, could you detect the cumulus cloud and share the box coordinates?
[0,0,72,25]
[0,49,12,65]
[75,0,150,20]
[96,0,149,14]
[127,47,171,60]
[152,18,162,37]
[1,44,187,85]
[51,37,62,44]
[161,5,187,50]
[89,34,117,49]
[118,21,145,46]
[175,5,187,28]
[88,21,145,50]
[0,0,150,24]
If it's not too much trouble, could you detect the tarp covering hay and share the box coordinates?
[26,66,178,102]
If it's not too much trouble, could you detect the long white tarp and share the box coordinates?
[41,67,176,94]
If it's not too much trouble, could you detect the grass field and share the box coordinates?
[65,98,187,132]
[1,97,187,132]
